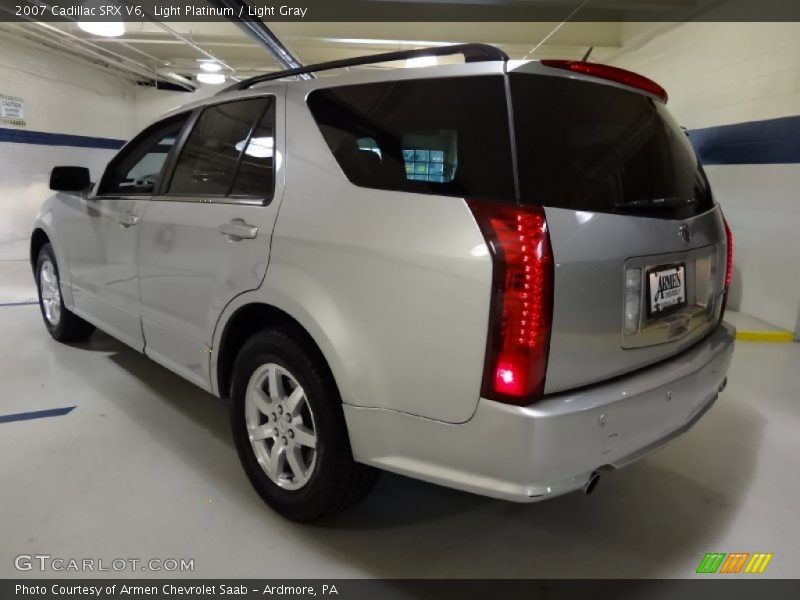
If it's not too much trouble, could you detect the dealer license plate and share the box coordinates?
[647,263,687,317]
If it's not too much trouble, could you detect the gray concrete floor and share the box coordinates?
[1,246,798,579]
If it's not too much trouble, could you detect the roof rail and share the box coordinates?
[217,43,508,95]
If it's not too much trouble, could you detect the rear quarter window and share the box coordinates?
[306,76,515,199]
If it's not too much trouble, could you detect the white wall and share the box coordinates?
[612,22,800,331]
[0,28,230,247]
[0,35,137,244]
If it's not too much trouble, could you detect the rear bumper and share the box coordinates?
[345,322,735,502]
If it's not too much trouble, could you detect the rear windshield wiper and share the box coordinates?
[613,197,696,210]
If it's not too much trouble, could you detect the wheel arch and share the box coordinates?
[215,302,336,401]
[30,228,51,269]
[29,225,75,310]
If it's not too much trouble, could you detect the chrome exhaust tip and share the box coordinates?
[584,472,600,495]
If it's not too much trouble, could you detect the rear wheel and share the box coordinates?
[230,327,378,521]
[35,243,95,343]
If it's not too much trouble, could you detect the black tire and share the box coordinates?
[35,243,95,343]
[230,326,379,521]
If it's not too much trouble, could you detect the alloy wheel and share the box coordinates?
[244,363,318,490]
[39,259,62,326]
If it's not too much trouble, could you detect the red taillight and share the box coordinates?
[723,217,734,289]
[540,59,668,102]
[467,199,554,405]
[720,216,734,319]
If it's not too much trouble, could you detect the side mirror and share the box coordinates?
[50,166,91,192]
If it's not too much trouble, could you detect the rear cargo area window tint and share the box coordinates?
[307,76,514,199]
[510,73,713,219]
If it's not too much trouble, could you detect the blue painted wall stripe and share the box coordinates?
[0,127,125,150]
[2,117,797,164]
[0,406,75,424]
[688,115,800,165]
[0,301,39,307]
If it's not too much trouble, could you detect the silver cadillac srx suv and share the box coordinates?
[32,45,735,521]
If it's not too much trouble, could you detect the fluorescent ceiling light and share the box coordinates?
[198,61,222,73]
[405,56,437,68]
[77,0,124,37]
[78,21,125,38]
[197,73,226,85]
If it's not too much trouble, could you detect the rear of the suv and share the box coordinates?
[261,57,733,508]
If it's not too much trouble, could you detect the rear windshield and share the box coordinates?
[510,72,713,219]
[306,76,515,199]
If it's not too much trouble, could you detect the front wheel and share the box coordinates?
[35,243,95,343]
[230,327,378,521]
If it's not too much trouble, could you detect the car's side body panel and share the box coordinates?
[138,90,286,391]
[267,83,493,423]
[44,192,149,351]
[138,202,276,390]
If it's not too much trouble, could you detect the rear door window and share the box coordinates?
[307,76,515,199]
[510,73,713,219]
[168,97,275,198]
[228,102,276,197]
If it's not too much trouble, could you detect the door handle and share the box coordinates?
[117,212,139,228]
[218,219,258,241]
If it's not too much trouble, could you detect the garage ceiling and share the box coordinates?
[0,2,675,90]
